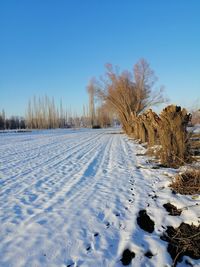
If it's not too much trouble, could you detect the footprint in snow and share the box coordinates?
[27,208,34,215]
[97,211,105,222]
[94,232,99,237]
[66,261,74,267]
[67,259,84,267]
[93,232,100,250]
[86,245,92,252]
[119,222,126,230]
[106,222,110,228]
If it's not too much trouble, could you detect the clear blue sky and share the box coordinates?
[0,0,200,117]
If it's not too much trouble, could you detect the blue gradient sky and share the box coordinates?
[0,0,200,116]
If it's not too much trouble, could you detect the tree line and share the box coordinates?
[25,95,114,129]
[88,59,194,167]
[0,110,25,130]
[0,95,114,130]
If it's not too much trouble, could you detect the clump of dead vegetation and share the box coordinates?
[161,223,200,267]
[163,203,182,216]
[132,105,193,168]
[170,168,200,195]
[158,105,191,168]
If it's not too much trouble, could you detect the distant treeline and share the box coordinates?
[0,96,116,130]
[25,96,114,129]
[0,112,25,130]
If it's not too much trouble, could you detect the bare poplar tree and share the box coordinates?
[96,102,112,128]
[87,79,96,127]
[2,109,6,130]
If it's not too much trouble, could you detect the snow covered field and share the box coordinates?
[0,129,199,267]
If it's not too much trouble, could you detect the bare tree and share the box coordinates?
[96,102,112,128]
[26,96,60,129]
[87,79,96,127]
[0,109,6,130]
[94,59,165,135]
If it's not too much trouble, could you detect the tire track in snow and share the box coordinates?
[0,131,101,173]
[0,131,104,195]
[23,133,113,222]
[61,133,115,211]
[0,131,115,230]
[0,131,100,173]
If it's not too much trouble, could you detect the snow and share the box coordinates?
[193,124,200,134]
[0,128,199,267]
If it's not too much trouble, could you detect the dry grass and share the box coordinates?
[170,168,200,195]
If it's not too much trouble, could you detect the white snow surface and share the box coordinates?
[0,128,199,267]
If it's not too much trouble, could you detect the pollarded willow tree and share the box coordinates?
[92,59,165,135]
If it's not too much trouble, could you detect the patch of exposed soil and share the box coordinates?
[136,153,145,156]
[137,210,155,233]
[151,166,160,169]
[161,223,200,267]
[120,248,135,266]
[109,131,124,134]
[163,203,182,216]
